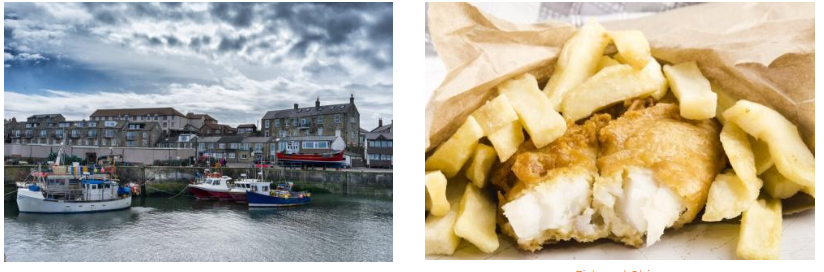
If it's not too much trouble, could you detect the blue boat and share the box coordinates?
[246,182,311,207]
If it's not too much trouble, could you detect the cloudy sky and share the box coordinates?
[3,2,392,130]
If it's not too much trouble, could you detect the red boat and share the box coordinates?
[187,173,233,201]
[276,151,345,168]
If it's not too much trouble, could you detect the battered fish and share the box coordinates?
[493,114,611,251]
[593,102,724,247]
[493,101,724,251]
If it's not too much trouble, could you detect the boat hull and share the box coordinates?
[276,151,345,168]
[229,191,247,202]
[208,191,234,201]
[16,189,132,214]
[188,186,216,200]
[246,191,311,207]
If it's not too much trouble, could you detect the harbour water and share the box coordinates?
[3,195,393,262]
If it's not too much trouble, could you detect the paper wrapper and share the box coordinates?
[426,3,814,211]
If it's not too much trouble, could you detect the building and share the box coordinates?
[185,112,218,129]
[271,135,346,157]
[6,115,161,148]
[198,123,237,136]
[261,95,360,148]
[90,107,186,133]
[237,124,257,134]
[364,118,393,168]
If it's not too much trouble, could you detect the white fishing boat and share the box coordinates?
[16,148,132,214]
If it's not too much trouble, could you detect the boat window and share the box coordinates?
[91,184,97,190]
[262,186,268,192]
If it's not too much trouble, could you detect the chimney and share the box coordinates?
[294,103,299,110]
[315,97,320,108]
[349,94,354,105]
[378,117,383,127]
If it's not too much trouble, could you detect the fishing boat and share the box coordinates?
[228,173,263,203]
[187,171,233,201]
[246,182,311,207]
[276,151,344,168]
[15,149,132,214]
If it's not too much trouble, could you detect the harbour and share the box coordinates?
[4,194,393,262]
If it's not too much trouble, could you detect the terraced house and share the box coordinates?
[6,114,161,148]
[261,95,360,148]
[90,107,186,133]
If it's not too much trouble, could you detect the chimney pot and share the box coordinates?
[349,94,354,105]
[378,118,383,127]
[294,103,299,110]
[316,97,320,108]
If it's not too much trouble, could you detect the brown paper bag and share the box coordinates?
[426,2,814,210]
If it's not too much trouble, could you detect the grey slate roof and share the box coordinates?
[262,103,353,119]
[365,132,392,140]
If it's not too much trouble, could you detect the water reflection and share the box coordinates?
[4,194,392,262]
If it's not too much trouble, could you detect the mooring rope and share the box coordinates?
[4,190,17,196]
[168,185,190,199]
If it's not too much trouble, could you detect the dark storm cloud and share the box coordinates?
[165,35,180,47]
[210,2,255,28]
[217,35,247,52]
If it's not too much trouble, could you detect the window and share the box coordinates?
[71,130,79,137]
[264,131,270,137]
[126,141,135,147]
[302,141,314,149]
[317,117,323,124]
[284,119,289,127]
[88,122,97,127]
[131,116,136,121]
[350,117,355,123]
[171,115,175,120]
[292,119,297,127]
[142,132,147,138]
[128,124,140,129]
[317,128,323,136]
[93,139,98,145]
[280,131,287,138]
[230,143,238,149]
[219,143,226,149]
[112,140,118,146]
[142,139,148,147]
[265,120,270,128]
[335,115,341,123]
[55,130,64,137]
[228,153,235,159]
[241,154,247,159]
[75,122,84,127]
[126,132,136,140]
[208,143,215,149]
[262,186,268,192]
[105,130,115,137]
[350,132,354,140]
[242,143,250,150]
[163,116,168,120]
[275,119,280,127]
[300,119,308,126]
[255,143,262,151]
[59,122,70,128]
[40,130,47,137]
[317,141,328,149]
[102,139,107,146]
[105,121,116,127]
